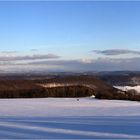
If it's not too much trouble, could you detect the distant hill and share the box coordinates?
[100,72,140,86]
[0,74,139,101]
[0,75,118,99]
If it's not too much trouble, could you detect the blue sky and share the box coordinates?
[0,1,140,72]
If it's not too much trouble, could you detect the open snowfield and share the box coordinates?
[0,98,140,139]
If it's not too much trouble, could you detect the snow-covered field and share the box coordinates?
[0,98,140,139]
[114,85,140,93]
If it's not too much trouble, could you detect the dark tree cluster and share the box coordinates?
[0,79,95,98]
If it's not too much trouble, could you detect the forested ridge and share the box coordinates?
[0,75,139,101]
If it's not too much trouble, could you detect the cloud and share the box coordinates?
[0,54,60,61]
[93,49,140,56]
[0,56,140,72]
[25,57,140,71]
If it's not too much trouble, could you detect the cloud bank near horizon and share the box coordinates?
[0,53,60,61]
[0,49,139,72]
[0,57,140,72]
[93,49,140,56]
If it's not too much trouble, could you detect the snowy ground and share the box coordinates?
[0,98,140,139]
[114,85,140,93]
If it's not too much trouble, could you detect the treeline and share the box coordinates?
[0,84,94,98]
[95,88,140,101]
[0,75,140,101]
[0,76,112,98]
[43,85,94,97]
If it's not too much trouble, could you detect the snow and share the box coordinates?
[0,98,140,139]
[114,85,140,93]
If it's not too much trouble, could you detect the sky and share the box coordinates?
[0,1,140,73]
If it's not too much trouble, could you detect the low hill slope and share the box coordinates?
[0,75,117,98]
[0,75,139,101]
